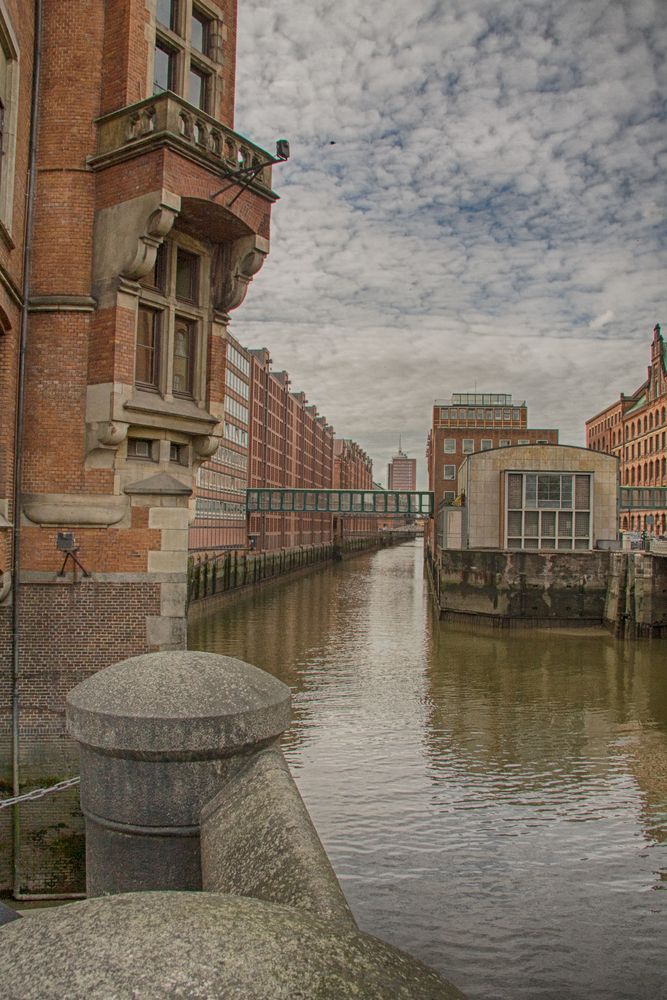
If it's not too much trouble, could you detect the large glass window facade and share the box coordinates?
[506,472,592,550]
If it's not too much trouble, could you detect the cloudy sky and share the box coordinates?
[232,0,666,487]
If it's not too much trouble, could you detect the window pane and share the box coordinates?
[507,473,522,509]
[561,475,573,508]
[188,64,208,109]
[525,474,536,506]
[507,511,522,536]
[157,0,178,30]
[443,438,456,453]
[136,306,160,388]
[154,43,175,93]
[541,511,556,536]
[537,474,560,508]
[575,512,590,537]
[172,317,195,395]
[140,243,167,292]
[175,248,199,301]
[575,475,590,508]
[524,510,539,535]
[192,8,210,53]
[558,511,573,536]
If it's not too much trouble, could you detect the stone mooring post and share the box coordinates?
[66,651,291,897]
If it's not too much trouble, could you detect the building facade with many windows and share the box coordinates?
[426,393,559,548]
[333,439,376,538]
[387,447,416,492]
[586,324,667,535]
[1,0,278,894]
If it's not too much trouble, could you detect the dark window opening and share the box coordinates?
[139,243,167,293]
[128,438,155,460]
[175,248,199,302]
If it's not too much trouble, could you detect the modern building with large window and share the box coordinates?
[437,445,618,552]
[586,323,667,535]
[1,0,279,894]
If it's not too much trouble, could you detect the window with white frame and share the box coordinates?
[444,465,456,480]
[443,438,456,453]
[481,439,493,450]
[505,472,592,550]
[137,238,208,400]
[499,439,511,447]
[462,439,474,454]
[443,491,456,504]
[0,5,18,236]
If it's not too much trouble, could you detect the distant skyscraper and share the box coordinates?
[387,442,417,491]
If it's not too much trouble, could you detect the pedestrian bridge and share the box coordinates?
[246,488,434,516]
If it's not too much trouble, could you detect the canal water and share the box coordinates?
[188,540,667,1000]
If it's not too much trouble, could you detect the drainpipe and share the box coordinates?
[10,0,42,900]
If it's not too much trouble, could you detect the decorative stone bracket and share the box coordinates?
[214,235,269,316]
[92,190,181,308]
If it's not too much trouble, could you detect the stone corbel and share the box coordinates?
[92,190,181,307]
[85,420,130,460]
[192,434,221,469]
[123,202,180,281]
[214,235,269,315]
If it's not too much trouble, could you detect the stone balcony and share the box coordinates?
[89,92,276,201]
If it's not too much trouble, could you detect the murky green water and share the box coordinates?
[188,540,667,1000]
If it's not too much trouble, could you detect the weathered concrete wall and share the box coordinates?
[435,549,611,626]
[605,552,667,637]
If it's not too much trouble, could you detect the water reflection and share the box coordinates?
[188,541,667,1000]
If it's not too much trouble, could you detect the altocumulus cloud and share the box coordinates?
[230,0,666,486]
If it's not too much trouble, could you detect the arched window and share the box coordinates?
[631,466,636,485]
[622,515,628,530]
[662,407,666,424]
[631,421,635,438]
[649,412,654,430]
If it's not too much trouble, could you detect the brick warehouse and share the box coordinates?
[190,340,341,554]
[0,0,282,894]
[586,323,667,536]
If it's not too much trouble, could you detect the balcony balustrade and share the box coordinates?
[90,92,274,195]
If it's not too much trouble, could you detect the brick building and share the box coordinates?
[247,353,334,551]
[586,323,667,535]
[426,393,559,550]
[1,0,279,894]
[332,439,376,538]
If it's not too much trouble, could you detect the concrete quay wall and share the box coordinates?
[427,546,667,636]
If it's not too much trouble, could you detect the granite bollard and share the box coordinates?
[66,651,291,896]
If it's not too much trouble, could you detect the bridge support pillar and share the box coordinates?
[66,651,291,896]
